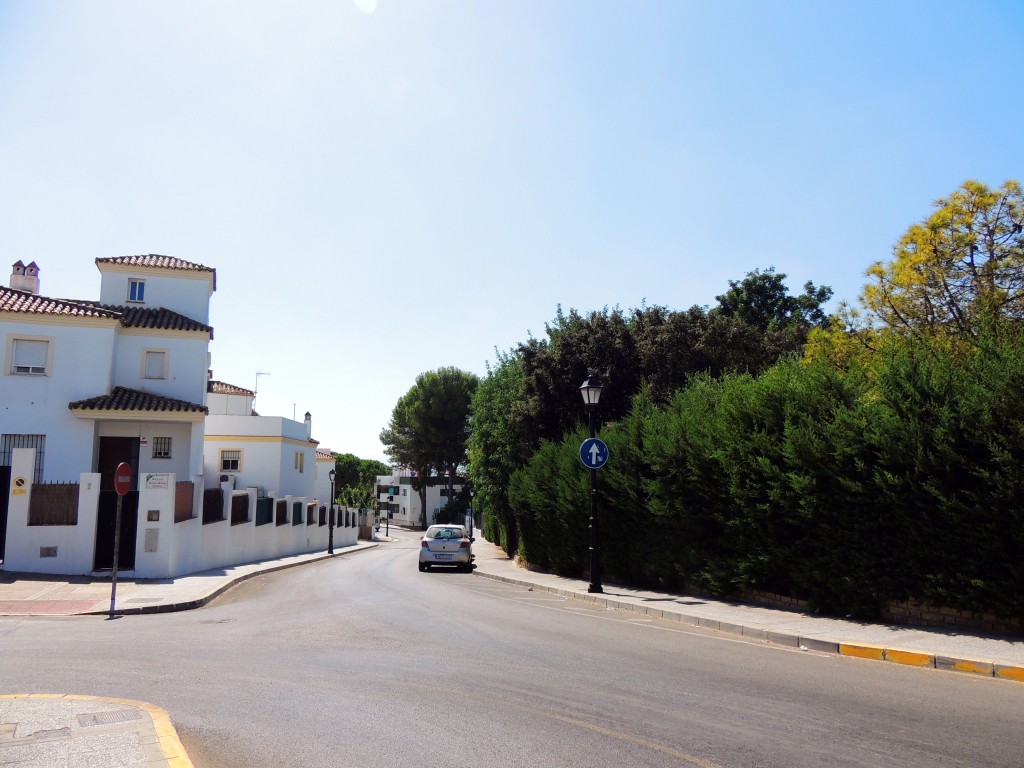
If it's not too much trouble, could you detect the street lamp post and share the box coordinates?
[328,469,336,555]
[579,375,604,594]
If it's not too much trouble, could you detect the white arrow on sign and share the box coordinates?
[579,437,609,469]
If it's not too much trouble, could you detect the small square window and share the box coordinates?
[220,449,241,472]
[11,338,49,375]
[152,437,172,459]
[144,350,166,379]
[128,280,145,302]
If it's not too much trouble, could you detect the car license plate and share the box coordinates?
[435,553,453,560]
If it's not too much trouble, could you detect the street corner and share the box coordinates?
[0,694,194,768]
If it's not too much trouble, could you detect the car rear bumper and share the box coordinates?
[419,550,472,565]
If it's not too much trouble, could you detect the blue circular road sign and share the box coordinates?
[579,437,609,469]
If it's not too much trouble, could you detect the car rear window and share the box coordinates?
[427,527,463,539]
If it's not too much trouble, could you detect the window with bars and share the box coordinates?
[220,449,241,472]
[1,434,46,483]
[152,437,172,459]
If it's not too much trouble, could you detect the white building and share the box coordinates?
[1,256,353,578]
[203,383,319,501]
[2,257,212,480]
[376,473,466,528]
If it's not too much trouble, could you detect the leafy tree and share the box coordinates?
[712,267,833,332]
[632,305,813,401]
[332,452,390,510]
[862,179,1024,341]
[333,453,363,489]
[467,351,528,552]
[471,273,830,558]
[337,485,377,510]
[380,367,479,526]
[380,391,435,520]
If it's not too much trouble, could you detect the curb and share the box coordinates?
[0,693,194,767]
[85,543,379,616]
[471,569,1024,683]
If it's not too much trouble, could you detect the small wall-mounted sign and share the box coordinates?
[12,476,27,496]
[40,546,58,558]
[147,510,160,522]
[145,474,169,490]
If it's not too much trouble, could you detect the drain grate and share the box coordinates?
[77,709,143,728]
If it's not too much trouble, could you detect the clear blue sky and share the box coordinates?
[2,1,1022,462]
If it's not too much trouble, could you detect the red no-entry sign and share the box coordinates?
[114,462,132,496]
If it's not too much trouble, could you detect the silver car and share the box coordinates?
[419,524,473,572]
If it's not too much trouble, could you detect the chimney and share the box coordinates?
[10,261,40,294]
[304,411,312,440]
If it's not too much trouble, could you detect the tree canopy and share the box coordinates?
[379,366,479,492]
[468,269,832,549]
[333,453,389,492]
[712,267,832,331]
[862,179,1024,341]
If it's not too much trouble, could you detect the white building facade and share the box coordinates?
[1,256,352,578]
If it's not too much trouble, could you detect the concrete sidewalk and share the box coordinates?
[468,534,1024,682]
[0,541,377,617]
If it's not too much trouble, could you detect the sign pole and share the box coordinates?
[109,462,132,619]
[109,494,123,618]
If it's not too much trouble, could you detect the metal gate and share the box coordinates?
[0,465,9,561]
[93,490,138,571]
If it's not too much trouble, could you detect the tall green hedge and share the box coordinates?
[506,330,1024,621]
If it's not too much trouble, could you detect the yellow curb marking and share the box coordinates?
[472,569,1024,684]
[839,643,885,661]
[949,660,992,676]
[885,649,934,667]
[996,666,1024,682]
[0,694,194,767]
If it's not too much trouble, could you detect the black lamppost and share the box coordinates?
[328,468,336,555]
[579,374,604,593]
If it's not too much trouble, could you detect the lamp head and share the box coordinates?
[579,375,603,407]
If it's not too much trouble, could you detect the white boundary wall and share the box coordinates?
[3,448,360,578]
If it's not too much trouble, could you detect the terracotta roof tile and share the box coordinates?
[0,287,121,319]
[96,254,216,289]
[68,386,208,414]
[2,289,212,336]
[97,304,212,335]
[208,380,254,396]
[316,449,334,460]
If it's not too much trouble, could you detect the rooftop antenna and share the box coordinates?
[255,370,271,395]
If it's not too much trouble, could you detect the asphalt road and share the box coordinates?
[1,529,1022,767]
